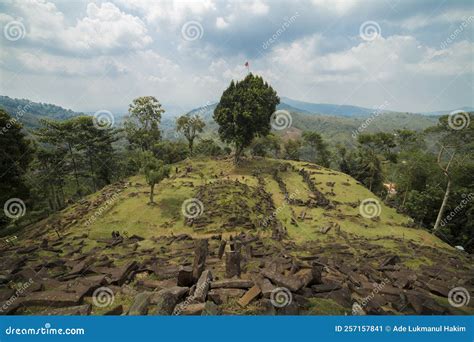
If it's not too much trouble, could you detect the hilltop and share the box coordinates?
[1,157,472,316]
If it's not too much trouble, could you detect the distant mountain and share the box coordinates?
[280,97,378,117]
[419,106,474,116]
[0,95,81,130]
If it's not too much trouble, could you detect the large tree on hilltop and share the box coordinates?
[125,96,164,151]
[213,74,279,163]
[176,114,205,155]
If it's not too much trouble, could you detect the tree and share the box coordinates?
[302,131,331,167]
[152,141,188,164]
[141,152,170,204]
[0,109,34,229]
[195,139,224,157]
[125,96,164,151]
[213,74,280,163]
[250,134,281,158]
[176,114,205,155]
[36,118,83,194]
[427,114,473,232]
[284,139,302,161]
[358,132,397,162]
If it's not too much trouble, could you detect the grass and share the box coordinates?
[24,156,455,261]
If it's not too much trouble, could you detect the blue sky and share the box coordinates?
[0,0,473,115]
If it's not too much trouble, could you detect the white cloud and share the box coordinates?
[6,0,151,55]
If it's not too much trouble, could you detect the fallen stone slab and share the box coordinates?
[252,275,276,298]
[108,261,138,285]
[210,279,254,289]
[238,285,261,307]
[178,302,206,315]
[39,304,91,316]
[194,270,212,302]
[128,292,152,315]
[261,269,303,292]
[380,255,400,268]
[104,305,123,315]
[311,282,342,293]
[17,290,82,308]
[153,286,189,315]
[208,288,246,305]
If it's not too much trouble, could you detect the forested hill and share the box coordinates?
[0,95,81,130]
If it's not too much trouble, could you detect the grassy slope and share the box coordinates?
[57,157,450,255]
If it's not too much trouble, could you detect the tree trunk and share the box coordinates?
[433,178,451,231]
[188,139,194,156]
[234,144,243,164]
[68,143,81,194]
[149,183,155,204]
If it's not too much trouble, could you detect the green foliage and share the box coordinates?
[152,140,188,164]
[176,114,205,154]
[302,131,331,167]
[250,134,281,158]
[0,109,34,230]
[194,139,224,157]
[141,151,170,203]
[213,74,280,162]
[338,146,384,194]
[125,96,164,151]
[284,139,302,161]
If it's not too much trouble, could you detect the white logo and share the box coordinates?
[270,287,292,308]
[3,198,26,219]
[93,110,115,130]
[92,287,115,307]
[359,198,381,218]
[181,198,204,218]
[181,21,204,41]
[448,110,470,130]
[270,110,292,130]
[448,287,470,308]
[359,21,381,41]
[4,20,26,41]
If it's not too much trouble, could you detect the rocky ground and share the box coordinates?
[0,157,472,315]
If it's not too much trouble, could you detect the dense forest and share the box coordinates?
[1,74,473,252]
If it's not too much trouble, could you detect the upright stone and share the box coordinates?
[192,239,208,282]
[225,251,241,278]
[177,266,194,287]
[217,240,227,259]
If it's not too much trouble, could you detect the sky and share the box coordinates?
[0,0,473,115]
